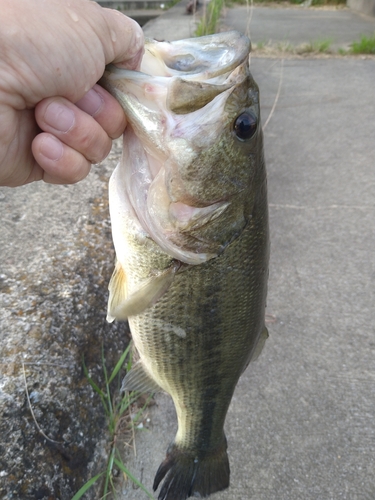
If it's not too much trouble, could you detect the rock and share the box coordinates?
[0,140,130,499]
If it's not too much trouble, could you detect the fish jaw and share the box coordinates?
[140,31,250,81]
[100,31,259,265]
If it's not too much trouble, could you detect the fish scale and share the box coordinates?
[126,188,268,497]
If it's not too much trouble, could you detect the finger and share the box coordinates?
[74,84,126,139]
[35,96,112,164]
[32,133,92,184]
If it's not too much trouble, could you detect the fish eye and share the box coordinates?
[233,111,258,141]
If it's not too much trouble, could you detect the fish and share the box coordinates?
[100,30,269,500]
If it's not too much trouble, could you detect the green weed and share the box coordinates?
[297,38,332,54]
[310,0,346,5]
[350,33,375,54]
[313,39,332,53]
[195,0,225,36]
[256,40,267,50]
[73,344,155,500]
[276,41,294,52]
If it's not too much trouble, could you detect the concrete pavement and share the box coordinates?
[142,2,375,50]
[221,4,375,52]
[1,3,375,499]
[122,5,375,500]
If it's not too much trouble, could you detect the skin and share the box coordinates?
[0,0,144,187]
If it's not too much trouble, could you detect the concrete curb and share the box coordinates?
[347,0,375,16]
[142,0,200,40]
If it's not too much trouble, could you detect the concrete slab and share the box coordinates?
[221,5,375,51]
[141,3,375,49]
[120,6,375,499]
[125,9,164,27]
[142,0,200,40]
[118,53,375,500]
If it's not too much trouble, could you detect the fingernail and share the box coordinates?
[44,102,75,133]
[75,88,104,117]
[39,135,64,161]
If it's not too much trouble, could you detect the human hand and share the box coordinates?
[0,0,144,187]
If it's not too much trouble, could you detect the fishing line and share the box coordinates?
[244,0,283,129]
[263,58,284,131]
[246,0,254,67]
[245,0,254,40]
[22,359,65,444]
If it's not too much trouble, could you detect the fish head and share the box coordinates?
[101,31,264,265]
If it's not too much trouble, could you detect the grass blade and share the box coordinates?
[131,394,154,425]
[100,345,114,416]
[108,343,132,384]
[82,358,106,399]
[114,457,155,499]
[71,472,104,500]
[103,446,116,497]
[101,344,109,386]
[119,390,142,415]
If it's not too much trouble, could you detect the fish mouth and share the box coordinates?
[101,31,251,265]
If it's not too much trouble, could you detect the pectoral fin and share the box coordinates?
[107,262,179,322]
[107,261,127,323]
[121,362,161,393]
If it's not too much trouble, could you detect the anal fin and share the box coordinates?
[251,326,269,362]
[121,361,161,394]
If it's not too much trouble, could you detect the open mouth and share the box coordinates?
[101,31,251,265]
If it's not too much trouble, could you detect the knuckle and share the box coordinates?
[75,124,110,163]
[86,136,112,164]
[66,157,91,184]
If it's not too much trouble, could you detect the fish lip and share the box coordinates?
[141,30,251,81]
[102,30,250,85]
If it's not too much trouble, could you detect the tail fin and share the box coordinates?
[153,440,230,500]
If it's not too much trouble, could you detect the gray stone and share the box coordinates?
[0,140,130,499]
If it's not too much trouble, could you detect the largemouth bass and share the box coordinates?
[101,31,269,500]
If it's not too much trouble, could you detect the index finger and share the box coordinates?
[94,8,144,70]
